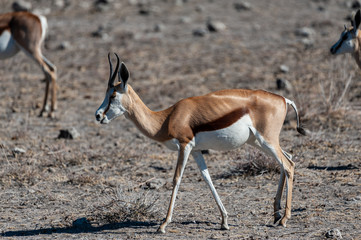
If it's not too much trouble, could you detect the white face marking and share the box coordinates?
[330,30,356,55]
[0,30,20,59]
[95,88,126,124]
[163,115,253,151]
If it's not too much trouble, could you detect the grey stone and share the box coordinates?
[193,28,208,37]
[279,65,289,73]
[58,128,80,139]
[12,0,32,12]
[325,228,342,239]
[234,2,251,11]
[207,20,226,32]
[12,147,26,155]
[295,27,315,38]
[276,78,293,92]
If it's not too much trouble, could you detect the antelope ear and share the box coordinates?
[118,62,130,92]
[352,9,361,34]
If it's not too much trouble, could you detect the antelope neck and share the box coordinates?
[125,86,172,142]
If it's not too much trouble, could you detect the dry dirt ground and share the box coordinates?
[0,0,360,239]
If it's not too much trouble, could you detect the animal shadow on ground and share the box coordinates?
[306,164,358,171]
[1,219,158,237]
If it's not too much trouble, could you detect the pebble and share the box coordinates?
[295,27,315,38]
[279,65,289,73]
[207,20,226,32]
[154,23,165,32]
[193,28,208,37]
[58,128,80,139]
[276,78,293,92]
[12,147,26,155]
[145,178,165,190]
[325,228,342,239]
[12,0,32,12]
[234,2,251,11]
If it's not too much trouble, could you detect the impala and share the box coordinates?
[0,11,57,117]
[330,9,361,69]
[95,53,306,233]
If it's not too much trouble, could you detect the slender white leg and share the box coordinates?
[157,142,193,233]
[192,151,229,230]
[248,127,294,226]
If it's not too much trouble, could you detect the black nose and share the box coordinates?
[96,114,102,121]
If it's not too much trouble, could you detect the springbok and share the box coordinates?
[95,53,306,233]
[330,9,361,69]
[0,11,57,117]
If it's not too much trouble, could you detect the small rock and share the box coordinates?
[234,2,251,11]
[301,38,314,48]
[175,0,184,6]
[351,0,361,9]
[128,0,138,5]
[325,228,342,239]
[193,28,208,37]
[279,65,289,73]
[180,16,192,24]
[12,0,32,11]
[276,78,293,92]
[58,41,71,50]
[94,0,112,12]
[154,23,165,32]
[145,178,165,190]
[54,0,65,8]
[295,27,315,38]
[12,147,26,155]
[138,5,150,15]
[91,26,109,40]
[195,5,204,12]
[207,20,226,32]
[58,128,80,139]
[201,150,210,155]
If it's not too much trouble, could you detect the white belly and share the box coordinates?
[0,30,20,59]
[193,115,252,151]
[163,115,253,151]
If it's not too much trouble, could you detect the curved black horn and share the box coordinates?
[108,53,120,87]
[108,53,113,84]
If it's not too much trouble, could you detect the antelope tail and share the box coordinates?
[285,98,306,136]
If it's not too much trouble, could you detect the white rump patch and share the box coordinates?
[0,30,20,59]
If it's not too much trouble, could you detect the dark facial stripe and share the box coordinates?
[103,91,117,116]
[332,31,349,54]
[193,107,249,134]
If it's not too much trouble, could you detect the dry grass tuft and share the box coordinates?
[89,186,159,225]
[218,148,280,179]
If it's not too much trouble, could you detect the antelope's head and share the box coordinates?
[95,53,130,124]
[330,9,361,55]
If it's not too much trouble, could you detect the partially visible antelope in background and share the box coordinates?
[330,9,361,69]
[0,11,57,117]
[95,53,306,233]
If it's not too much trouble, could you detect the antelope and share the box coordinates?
[330,9,361,69]
[0,11,57,117]
[95,53,306,233]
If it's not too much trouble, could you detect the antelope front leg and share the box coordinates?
[157,142,192,233]
[192,151,229,230]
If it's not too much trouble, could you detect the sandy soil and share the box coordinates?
[0,0,360,239]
